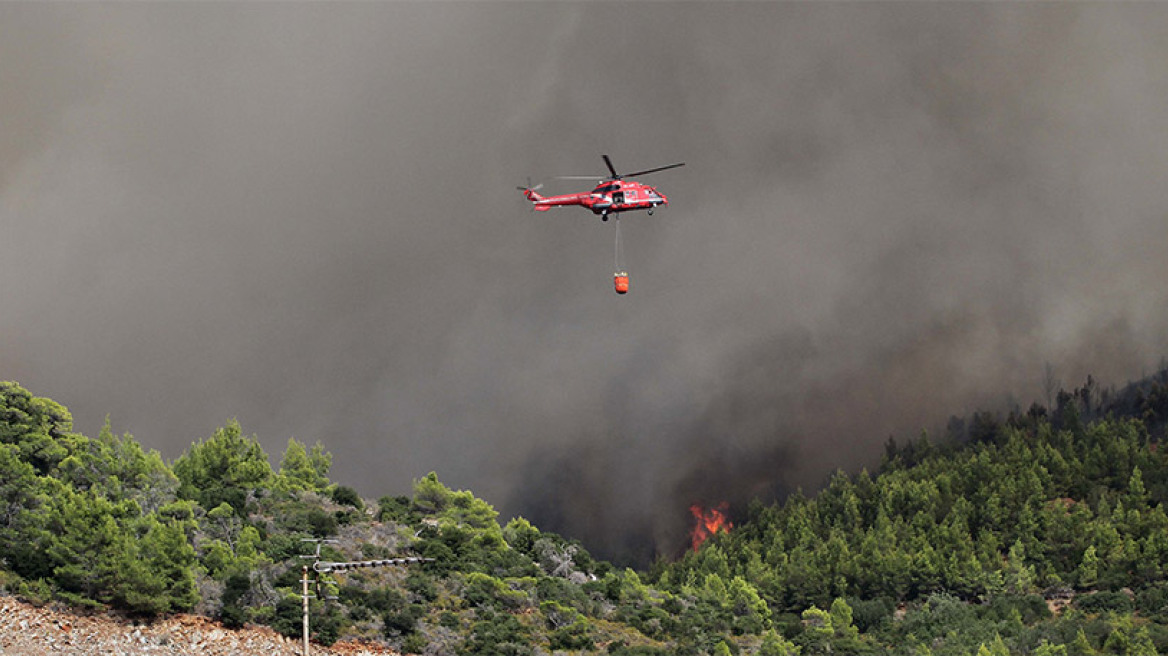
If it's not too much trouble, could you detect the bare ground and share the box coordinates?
[0,595,398,656]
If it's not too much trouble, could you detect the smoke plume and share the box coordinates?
[3,4,1167,563]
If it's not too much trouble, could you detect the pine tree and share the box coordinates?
[173,420,272,514]
[275,438,331,492]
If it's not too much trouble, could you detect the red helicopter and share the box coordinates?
[518,155,684,221]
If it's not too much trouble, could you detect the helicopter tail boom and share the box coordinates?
[518,186,547,203]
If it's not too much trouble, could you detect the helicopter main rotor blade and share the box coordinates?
[602,155,619,179]
[624,162,686,178]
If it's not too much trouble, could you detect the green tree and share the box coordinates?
[976,634,1010,656]
[798,605,834,653]
[173,420,272,514]
[758,629,800,656]
[1128,627,1159,656]
[218,572,251,629]
[58,419,178,514]
[0,443,46,578]
[42,487,132,604]
[503,517,541,555]
[727,576,772,634]
[0,382,80,475]
[463,611,532,656]
[413,472,500,530]
[830,597,858,639]
[1004,539,1037,594]
[1033,641,1068,656]
[41,487,196,615]
[274,438,331,492]
[122,515,199,614]
[1067,628,1097,656]
[1076,545,1099,589]
[329,485,363,510]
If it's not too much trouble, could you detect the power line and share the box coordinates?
[296,539,432,656]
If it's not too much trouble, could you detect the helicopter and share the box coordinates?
[518,155,684,221]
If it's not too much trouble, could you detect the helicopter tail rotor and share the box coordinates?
[517,178,546,207]
[515,177,545,192]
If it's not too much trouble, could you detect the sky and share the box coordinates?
[3,3,1168,564]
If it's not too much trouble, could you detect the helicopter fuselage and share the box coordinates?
[519,155,683,220]
[523,180,669,218]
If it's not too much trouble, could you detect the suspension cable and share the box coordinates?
[614,216,625,272]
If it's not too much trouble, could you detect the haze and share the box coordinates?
[3,3,1167,564]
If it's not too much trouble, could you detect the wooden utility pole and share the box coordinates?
[302,565,310,656]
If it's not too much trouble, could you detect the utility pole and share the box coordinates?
[301,565,310,656]
[298,538,432,656]
[299,539,336,656]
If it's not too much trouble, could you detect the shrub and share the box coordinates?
[1074,591,1134,614]
[330,485,364,510]
[848,597,895,632]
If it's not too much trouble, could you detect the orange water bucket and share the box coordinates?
[614,272,629,294]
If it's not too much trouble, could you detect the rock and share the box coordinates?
[0,596,399,656]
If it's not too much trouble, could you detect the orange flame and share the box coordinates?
[689,502,732,552]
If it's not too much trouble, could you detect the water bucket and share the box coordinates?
[614,272,629,294]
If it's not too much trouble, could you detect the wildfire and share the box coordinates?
[689,502,732,552]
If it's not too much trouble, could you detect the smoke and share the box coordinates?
[3,4,1168,564]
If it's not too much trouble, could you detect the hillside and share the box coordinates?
[651,373,1168,654]
[2,376,1168,654]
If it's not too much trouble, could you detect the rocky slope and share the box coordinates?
[0,595,397,656]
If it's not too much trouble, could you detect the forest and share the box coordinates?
[1,373,1167,655]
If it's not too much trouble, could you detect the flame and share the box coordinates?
[689,502,732,552]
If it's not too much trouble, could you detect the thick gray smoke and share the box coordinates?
[3,4,1168,564]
